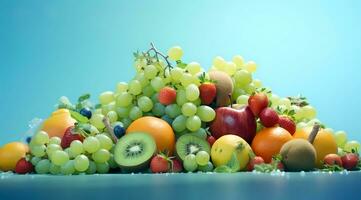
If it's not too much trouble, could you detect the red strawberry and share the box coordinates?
[341,153,359,170]
[169,159,183,173]
[247,156,265,171]
[199,83,217,105]
[158,87,177,105]
[15,158,34,174]
[150,154,171,173]
[198,72,217,105]
[248,93,269,117]
[278,116,296,135]
[61,126,84,149]
[259,108,279,127]
[207,135,216,147]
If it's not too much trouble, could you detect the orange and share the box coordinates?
[42,109,76,138]
[0,142,29,171]
[251,127,293,163]
[294,127,337,167]
[126,116,175,155]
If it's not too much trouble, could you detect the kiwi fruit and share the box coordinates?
[114,132,156,172]
[176,134,211,161]
[209,71,234,107]
[280,125,320,172]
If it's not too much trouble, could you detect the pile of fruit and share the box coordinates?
[1,43,360,175]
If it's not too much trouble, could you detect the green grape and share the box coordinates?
[165,104,182,118]
[236,95,249,105]
[31,156,42,166]
[168,46,183,61]
[296,122,307,129]
[83,136,100,153]
[116,82,128,93]
[101,102,116,115]
[116,92,133,107]
[111,121,124,128]
[232,55,244,68]
[302,105,317,119]
[86,161,97,174]
[171,67,183,82]
[46,144,62,158]
[116,106,131,118]
[278,98,291,108]
[344,141,360,153]
[33,131,49,145]
[129,106,143,120]
[99,91,114,105]
[270,94,280,107]
[198,161,214,172]
[290,105,300,114]
[106,111,118,123]
[135,72,149,88]
[108,154,119,169]
[185,84,200,101]
[213,56,226,70]
[151,93,159,103]
[191,128,207,139]
[31,144,46,157]
[90,114,105,130]
[92,149,110,163]
[172,115,187,132]
[186,62,201,75]
[51,150,69,166]
[74,155,89,172]
[186,115,201,132]
[196,151,210,166]
[245,61,257,73]
[252,79,262,88]
[224,62,237,76]
[181,102,197,117]
[150,77,165,92]
[143,85,155,97]
[35,159,50,174]
[129,80,142,95]
[335,131,347,148]
[306,118,321,127]
[121,118,132,129]
[144,65,158,79]
[96,134,113,150]
[234,70,252,87]
[192,98,201,106]
[70,140,84,156]
[244,83,256,94]
[49,163,61,175]
[138,96,153,112]
[61,160,75,175]
[94,109,103,115]
[180,73,193,87]
[64,148,76,159]
[183,154,198,172]
[96,162,110,174]
[176,89,187,106]
[196,106,216,122]
[49,137,61,145]
[152,103,165,117]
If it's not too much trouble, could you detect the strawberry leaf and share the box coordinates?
[214,165,233,173]
[70,110,89,123]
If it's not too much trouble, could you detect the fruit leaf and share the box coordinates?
[70,110,89,123]
[213,165,233,173]
[254,163,277,173]
[226,152,241,172]
[78,94,90,102]
[176,60,187,69]
[95,104,102,109]
[321,164,344,172]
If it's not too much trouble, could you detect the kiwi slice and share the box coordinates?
[176,134,210,161]
[114,132,156,172]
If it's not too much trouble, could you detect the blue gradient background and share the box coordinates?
[1,0,361,146]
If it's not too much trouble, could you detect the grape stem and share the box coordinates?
[146,42,173,74]
[102,117,118,143]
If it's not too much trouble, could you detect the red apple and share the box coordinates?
[248,93,269,117]
[210,105,257,143]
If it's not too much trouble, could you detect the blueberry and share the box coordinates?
[26,136,32,144]
[113,125,125,138]
[80,108,92,119]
